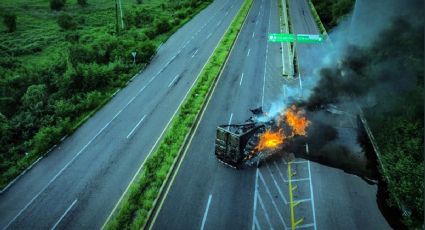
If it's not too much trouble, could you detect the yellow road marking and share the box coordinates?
[288,161,303,230]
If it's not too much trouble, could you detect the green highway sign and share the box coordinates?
[268,33,324,43]
[268,33,294,42]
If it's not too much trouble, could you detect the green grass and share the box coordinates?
[0,0,213,189]
[105,0,253,228]
[307,0,328,36]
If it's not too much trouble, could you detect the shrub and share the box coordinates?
[145,28,157,39]
[3,13,17,32]
[50,0,66,11]
[77,0,87,6]
[155,18,171,34]
[124,8,153,28]
[57,14,77,30]
[32,118,70,154]
[65,31,80,42]
[136,41,156,63]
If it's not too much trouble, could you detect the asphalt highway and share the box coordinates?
[0,0,244,229]
[151,0,391,229]
[287,0,391,229]
[151,0,287,229]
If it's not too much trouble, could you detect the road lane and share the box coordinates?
[0,0,245,229]
[151,0,287,229]
[287,0,390,229]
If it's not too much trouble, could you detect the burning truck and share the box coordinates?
[214,105,310,169]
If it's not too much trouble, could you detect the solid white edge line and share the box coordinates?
[3,107,124,230]
[168,74,180,87]
[254,216,262,230]
[240,73,244,86]
[307,160,317,230]
[126,115,147,139]
[200,194,213,230]
[257,192,274,230]
[50,199,77,230]
[252,169,259,230]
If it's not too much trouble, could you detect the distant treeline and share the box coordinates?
[311,0,355,30]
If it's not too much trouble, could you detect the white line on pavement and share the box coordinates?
[261,6,271,107]
[294,198,312,203]
[168,74,180,87]
[252,32,255,38]
[254,216,262,230]
[308,161,317,230]
[247,48,251,56]
[4,106,124,229]
[50,199,77,230]
[200,194,212,230]
[281,158,308,165]
[216,20,222,26]
[296,223,315,229]
[240,73,244,86]
[258,170,287,228]
[207,33,212,39]
[228,113,233,125]
[272,162,309,183]
[252,169,259,230]
[126,115,147,139]
[259,169,288,204]
[191,49,199,58]
[257,192,274,230]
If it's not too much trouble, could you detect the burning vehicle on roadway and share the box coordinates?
[214,105,310,169]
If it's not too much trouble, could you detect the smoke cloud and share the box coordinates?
[263,0,423,178]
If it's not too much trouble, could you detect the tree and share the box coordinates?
[3,13,17,32]
[50,0,66,11]
[21,84,47,114]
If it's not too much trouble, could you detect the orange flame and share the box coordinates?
[255,129,285,152]
[283,105,310,136]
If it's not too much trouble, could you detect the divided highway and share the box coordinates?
[0,0,244,229]
[151,0,391,229]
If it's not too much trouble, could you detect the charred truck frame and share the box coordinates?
[215,107,306,169]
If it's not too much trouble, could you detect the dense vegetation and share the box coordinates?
[311,0,355,31]
[364,18,423,228]
[106,0,253,228]
[0,0,212,189]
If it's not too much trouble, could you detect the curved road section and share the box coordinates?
[0,0,244,229]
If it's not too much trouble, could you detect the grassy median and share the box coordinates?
[105,0,253,229]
